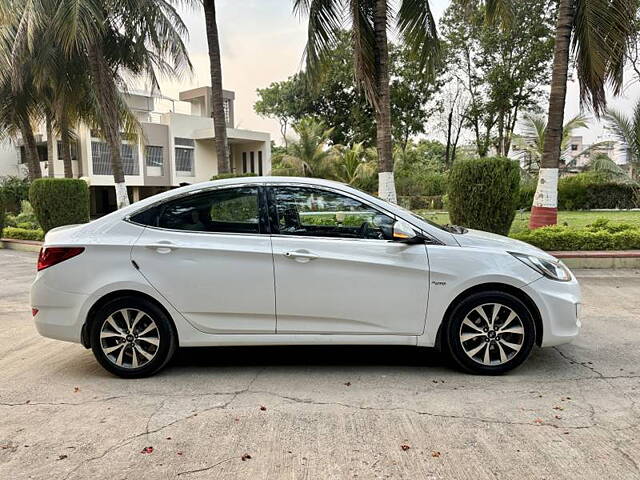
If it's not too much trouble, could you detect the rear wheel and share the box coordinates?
[90,296,177,378]
[445,291,536,375]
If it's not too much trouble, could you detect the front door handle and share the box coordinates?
[144,242,177,254]
[283,250,319,262]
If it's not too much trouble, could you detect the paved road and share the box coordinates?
[0,249,639,479]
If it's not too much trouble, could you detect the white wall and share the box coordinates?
[0,140,23,178]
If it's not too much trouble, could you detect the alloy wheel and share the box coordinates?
[458,303,525,366]
[99,308,160,369]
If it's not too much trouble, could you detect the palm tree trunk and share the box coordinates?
[373,0,396,204]
[529,0,574,229]
[46,113,56,178]
[60,117,74,178]
[20,118,42,180]
[88,41,129,208]
[203,0,230,175]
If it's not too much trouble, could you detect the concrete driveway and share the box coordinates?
[1,249,639,479]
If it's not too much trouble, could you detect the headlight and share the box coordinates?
[509,252,572,282]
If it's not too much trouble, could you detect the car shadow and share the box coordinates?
[171,345,448,369]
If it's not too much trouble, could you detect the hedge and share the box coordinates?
[512,219,640,250]
[448,157,520,235]
[516,175,640,210]
[29,178,90,233]
[2,227,44,242]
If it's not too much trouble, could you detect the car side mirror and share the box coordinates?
[392,220,422,243]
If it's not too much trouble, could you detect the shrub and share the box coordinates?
[29,178,90,233]
[2,227,44,242]
[516,183,536,210]
[448,157,520,235]
[0,176,30,213]
[210,173,257,181]
[512,221,640,250]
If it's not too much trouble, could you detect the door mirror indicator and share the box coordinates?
[392,220,422,243]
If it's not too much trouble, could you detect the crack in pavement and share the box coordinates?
[176,456,236,476]
[553,347,606,378]
[0,395,126,407]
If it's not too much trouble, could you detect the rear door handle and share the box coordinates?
[144,242,177,254]
[284,250,319,262]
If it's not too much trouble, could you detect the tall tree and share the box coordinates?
[293,0,439,203]
[203,0,230,175]
[530,0,635,228]
[441,0,555,158]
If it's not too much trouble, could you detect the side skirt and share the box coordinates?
[179,334,419,348]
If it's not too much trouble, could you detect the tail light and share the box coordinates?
[37,247,85,271]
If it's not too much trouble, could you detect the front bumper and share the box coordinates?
[30,275,88,344]
[521,274,582,347]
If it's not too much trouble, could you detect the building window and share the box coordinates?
[145,146,164,175]
[250,151,255,173]
[258,151,263,175]
[56,141,78,161]
[571,144,578,151]
[242,152,247,173]
[174,138,195,176]
[91,141,140,176]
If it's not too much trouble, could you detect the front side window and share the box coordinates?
[273,186,394,240]
[131,187,260,234]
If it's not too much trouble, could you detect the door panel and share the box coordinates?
[129,185,275,334]
[272,237,429,334]
[133,229,275,334]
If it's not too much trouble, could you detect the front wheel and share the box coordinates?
[90,296,177,378]
[445,291,536,375]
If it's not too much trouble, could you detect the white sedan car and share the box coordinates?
[31,177,581,378]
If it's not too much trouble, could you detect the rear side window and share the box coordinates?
[130,187,261,234]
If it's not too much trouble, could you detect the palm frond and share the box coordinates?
[293,0,344,81]
[397,0,440,78]
[350,0,376,107]
[604,107,640,162]
[573,0,636,115]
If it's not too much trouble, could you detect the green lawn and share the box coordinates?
[414,210,640,235]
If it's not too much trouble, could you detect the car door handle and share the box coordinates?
[144,242,177,254]
[283,250,319,262]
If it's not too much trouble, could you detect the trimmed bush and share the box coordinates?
[29,178,90,233]
[448,157,520,235]
[2,227,44,242]
[0,176,30,213]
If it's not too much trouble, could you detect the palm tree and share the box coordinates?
[478,0,636,227]
[12,0,193,208]
[280,118,336,178]
[604,102,640,181]
[293,0,439,203]
[203,0,230,175]
[586,152,632,182]
[332,142,377,186]
[513,113,588,172]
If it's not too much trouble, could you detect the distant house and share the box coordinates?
[0,87,271,216]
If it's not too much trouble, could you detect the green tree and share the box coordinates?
[441,0,555,158]
[293,0,440,203]
[332,143,377,187]
[256,32,439,150]
[279,118,336,178]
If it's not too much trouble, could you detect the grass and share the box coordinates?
[414,210,640,235]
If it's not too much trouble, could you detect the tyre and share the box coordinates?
[90,296,177,378]
[445,291,536,375]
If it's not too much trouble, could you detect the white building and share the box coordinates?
[0,87,271,216]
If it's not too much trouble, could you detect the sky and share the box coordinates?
[158,0,640,146]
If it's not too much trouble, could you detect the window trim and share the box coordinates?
[125,184,269,236]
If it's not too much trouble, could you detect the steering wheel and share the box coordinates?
[358,221,372,239]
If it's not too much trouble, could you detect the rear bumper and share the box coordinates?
[30,276,87,344]
[522,274,581,347]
